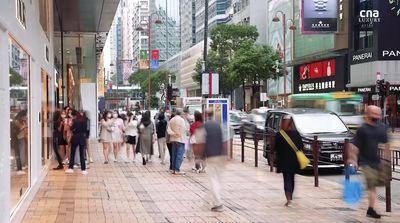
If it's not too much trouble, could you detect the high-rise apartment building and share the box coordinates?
[181,0,196,51]
[149,0,181,61]
[132,0,150,70]
[195,0,233,43]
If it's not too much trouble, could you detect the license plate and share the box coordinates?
[330,153,343,161]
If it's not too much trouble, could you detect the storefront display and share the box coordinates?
[9,37,30,210]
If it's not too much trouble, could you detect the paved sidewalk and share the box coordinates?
[23,142,400,223]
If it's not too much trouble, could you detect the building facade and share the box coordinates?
[132,0,150,71]
[181,0,196,51]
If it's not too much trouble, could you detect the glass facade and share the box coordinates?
[8,37,30,210]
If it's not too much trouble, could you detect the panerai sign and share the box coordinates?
[382,50,400,58]
[352,52,373,62]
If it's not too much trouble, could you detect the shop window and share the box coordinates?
[9,37,30,211]
[39,0,50,39]
[16,0,26,28]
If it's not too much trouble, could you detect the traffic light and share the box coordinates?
[382,81,390,96]
[377,79,390,96]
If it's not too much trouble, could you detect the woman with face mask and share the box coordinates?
[124,111,138,163]
[111,110,124,162]
[100,111,113,164]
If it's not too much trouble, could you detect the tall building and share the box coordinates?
[116,16,123,85]
[195,0,233,43]
[181,0,196,51]
[132,0,150,71]
[149,0,181,61]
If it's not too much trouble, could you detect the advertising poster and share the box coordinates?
[378,0,400,60]
[299,59,336,80]
[207,98,229,140]
[302,0,338,33]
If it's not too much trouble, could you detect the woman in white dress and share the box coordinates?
[100,111,113,164]
[124,111,138,162]
[111,110,124,162]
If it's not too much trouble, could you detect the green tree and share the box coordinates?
[9,67,23,86]
[128,69,176,97]
[193,24,259,96]
[230,41,282,109]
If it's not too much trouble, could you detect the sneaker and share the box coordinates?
[73,164,79,169]
[211,205,224,212]
[161,161,166,165]
[53,165,64,170]
[65,169,74,174]
[174,171,186,175]
[104,161,109,164]
[16,170,26,176]
[89,158,94,163]
[81,170,88,175]
[366,208,381,219]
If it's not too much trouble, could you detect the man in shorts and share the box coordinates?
[354,105,390,219]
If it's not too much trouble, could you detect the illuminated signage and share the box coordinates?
[299,59,336,80]
[302,0,338,33]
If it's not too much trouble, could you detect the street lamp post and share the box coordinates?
[272,11,296,107]
[136,13,162,110]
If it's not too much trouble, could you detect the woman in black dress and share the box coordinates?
[275,115,303,207]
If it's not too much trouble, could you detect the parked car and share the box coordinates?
[229,111,242,134]
[263,108,353,169]
[241,113,266,139]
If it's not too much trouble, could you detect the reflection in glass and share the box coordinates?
[9,38,30,210]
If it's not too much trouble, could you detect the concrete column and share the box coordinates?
[0,29,11,222]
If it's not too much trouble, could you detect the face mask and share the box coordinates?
[371,118,379,123]
[113,114,118,118]
[107,114,112,118]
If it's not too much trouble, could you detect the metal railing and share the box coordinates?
[236,127,398,212]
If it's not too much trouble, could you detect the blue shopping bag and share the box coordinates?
[343,166,364,205]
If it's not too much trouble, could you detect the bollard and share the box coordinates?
[240,127,245,163]
[386,184,392,212]
[344,139,350,180]
[254,132,259,167]
[312,136,319,187]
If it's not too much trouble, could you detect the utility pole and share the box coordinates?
[203,0,209,72]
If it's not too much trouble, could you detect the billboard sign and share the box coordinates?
[378,0,400,60]
[302,0,338,33]
[201,73,219,95]
[294,58,346,94]
[151,50,160,60]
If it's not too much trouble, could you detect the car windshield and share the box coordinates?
[293,113,348,134]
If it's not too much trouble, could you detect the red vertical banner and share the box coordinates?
[151,50,160,60]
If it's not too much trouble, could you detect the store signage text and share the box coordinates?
[311,21,330,29]
[298,81,336,93]
[382,50,400,58]
[359,10,381,22]
[352,52,373,62]
[357,87,372,93]
[390,86,400,92]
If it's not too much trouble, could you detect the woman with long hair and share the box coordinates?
[63,108,73,164]
[124,111,138,163]
[137,110,155,165]
[275,115,302,207]
[111,110,124,162]
[156,113,168,164]
[100,111,113,164]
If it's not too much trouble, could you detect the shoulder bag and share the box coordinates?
[279,130,310,170]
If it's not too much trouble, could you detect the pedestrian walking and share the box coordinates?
[100,111,113,164]
[168,109,189,175]
[194,109,227,211]
[124,111,138,163]
[190,111,205,173]
[80,110,92,163]
[137,111,155,165]
[156,113,168,164]
[275,115,302,207]
[65,110,88,175]
[353,105,390,219]
[166,113,175,171]
[52,110,65,170]
[111,110,124,162]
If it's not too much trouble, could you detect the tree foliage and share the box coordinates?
[193,24,280,94]
[9,67,23,86]
[128,69,176,96]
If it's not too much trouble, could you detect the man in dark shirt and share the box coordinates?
[354,105,390,219]
[195,109,227,212]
